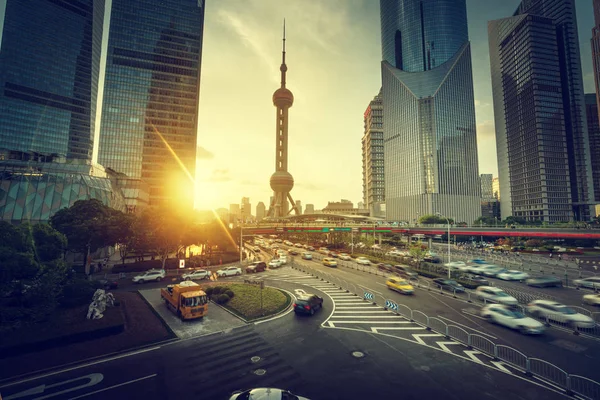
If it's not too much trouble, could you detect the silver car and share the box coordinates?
[229,388,309,400]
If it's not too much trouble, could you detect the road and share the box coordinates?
[0,270,577,400]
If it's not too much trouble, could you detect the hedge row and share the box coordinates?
[205,286,235,304]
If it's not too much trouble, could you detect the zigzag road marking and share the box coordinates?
[491,361,512,374]
[412,333,443,345]
[329,315,402,319]
[371,327,425,333]
[332,321,415,324]
[463,350,485,364]
[436,341,463,353]
[334,311,391,314]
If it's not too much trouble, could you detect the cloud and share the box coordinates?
[208,168,232,182]
[196,146,214,160]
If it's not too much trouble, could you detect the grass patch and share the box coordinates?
[206,283,291,321]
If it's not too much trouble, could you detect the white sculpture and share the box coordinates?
[86,289,116,320]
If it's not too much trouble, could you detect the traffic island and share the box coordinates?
[204,283,292,322]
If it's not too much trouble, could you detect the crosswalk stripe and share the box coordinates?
[334,311,393,314]
[329,315,402,319]
[371,327,425,333]
[329,321,414,324]
[335,305,378,309]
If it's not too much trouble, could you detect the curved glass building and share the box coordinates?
[380,0,480,224]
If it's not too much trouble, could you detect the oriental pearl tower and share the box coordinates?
[269,21,299,218]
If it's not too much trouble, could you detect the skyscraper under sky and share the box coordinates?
[379,0,481,224]
[98,0,205,210]
[489,0,595,222]
[362,89,385,218]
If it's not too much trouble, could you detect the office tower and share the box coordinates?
[256,202,266,220]
[362,89,385,218]
[492,177,500,201]
[98,0,206,210]
[0,0,126,223]
[305,204,315,214]
[480,174,493,200]
[216,208,229,223]
[490,0,595,222]
[295,200,302,215]
[480,174,499,221]
[379,0,481,224]
[585,94,600,203]
[268,22,299,218]
[229,204,240,225]
[241,197,252,220]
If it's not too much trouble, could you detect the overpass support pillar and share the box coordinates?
[378,234,382,245]
[428,237,432,249]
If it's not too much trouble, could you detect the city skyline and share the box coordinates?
[194,0,597,211]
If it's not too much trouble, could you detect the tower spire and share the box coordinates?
[280,19,287,88]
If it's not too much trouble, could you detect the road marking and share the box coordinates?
[331,321,415,324]
[436,341,462,353]
[4,374,103,400]
[329,315,402,319]
[491,361,512,374]
[436,315,498,339]
[328,321,336,327]
[335,305,378,309]
[333,300,369,303]
[334,311,392,314]
[412,333,443,345]
[371,327,425,333]
[464,350,484,364]
[358,285,382,295]
[66,374,157,400]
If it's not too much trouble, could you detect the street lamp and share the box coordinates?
[437,212,451,278]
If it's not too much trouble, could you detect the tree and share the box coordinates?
[409,242,427,265]
[50,199,118,273]
[526,239,544,248]
[474,216,496,226]
[31,223,67,263]
[502,216,526,225]
[419,214,454,225]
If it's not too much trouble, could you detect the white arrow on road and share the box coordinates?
[436,341,462,353]
[411,333,443,345]
[4,373,103,400]
[463,350,484,364]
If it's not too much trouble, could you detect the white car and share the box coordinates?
[480,266,508,277]
[229,388,309,400]
[475,286,518,305]
[481,304,545,334]
[302,252,313,260]
[573,277,600,289]
[444,261,467,271]
[583,293,600,306]
[182,269,210,281]
[526,300,596,328]
[268,259,283,268]
[279,255,288,265]
[496,270,530,281]
[356,257,371,265]
[216,266,242,277]
[132,269,165,284]
[471,264,501,275]
[338,253,352,261]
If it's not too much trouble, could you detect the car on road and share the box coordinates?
[470,264,500,275]
[307,246,315,251]
[386,277,414,294]
[216,266,242,277]
[480,266,508,277]
[573,277,600,289]
[424,252,441,263]
[480,304,545,335]
[467,258,488,265]
[330,252,339,258]
[246,262,267,274]
[301,252,313,260]
[338,253,352,261]
[475,286,518,305]
[526,300,596,328]
[268,259,283,268]
[182,269,210,280]
[278,255,288,265]
[132,269,166,284]
[288,250,299,256]
[525,276,563,288]
[377,263,393,272]
[323,257,338,267]
[583,294,600,306]
[98,278,118,290]
[293,294,323,316]
[443,261,467,271]
[356,257,371,265]
[393,265,418,279]
[496,270,530,281]
[432,278,465,293]
[318,247,330,255]
[229,388,309,400]
[460,274,489,286]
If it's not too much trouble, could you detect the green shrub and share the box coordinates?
[204,287,214,296]
[225,289,234,299]
[214,293,230,304]
[59,279,101,308]
[212,286,223,295]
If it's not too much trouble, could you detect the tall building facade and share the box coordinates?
[480,174,494,200]
[241,197,252,220]
[490,0,595,222]
[229,203,240,225]
[256,202,266,220]
[305,204,315,214]
[362,89,385,218]
[379,0,481,224]
[295,200,302,215]
[585,94,600,204]
[480,173,499,221]
[98,0,205,210]
[0,0,126,223]
[492,177,500,201]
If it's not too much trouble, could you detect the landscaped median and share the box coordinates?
[202,283,292,322]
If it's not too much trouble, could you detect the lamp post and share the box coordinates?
[437,213,451,278]
[239,220,244,264]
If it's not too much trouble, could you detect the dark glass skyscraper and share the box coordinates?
[490,0,595,222]
[380,0,480,224]
[98,0,205,210]
[585,94,600,204]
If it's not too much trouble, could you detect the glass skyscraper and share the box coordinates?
[0,0,126,223]
[490,0,595,222]
[98,0,205,210]
[380,0,481,224]
[585,94,600,204]
[362,89,385,218]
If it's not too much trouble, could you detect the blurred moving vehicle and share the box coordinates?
[443,261,467,271]
[432,278,465,293]
[475,286,518,305]
[356,257,371,265]
[460,274,489,286]
[573,277,600,289]
[393,265,418,279]
[301,252,313,260]
[229,388,309,400]
[525,276,562,288]
[293,294,323,316]
[583,293,600,306]
[480,304,545,334]
[467,259,488,265]
[246,262,267,273]
[182,269,210,281]
[216,266,242,277]
[132,269,165,284]
[323,258,338,267]
[338,253,352,261]
[386,277,414,294]
[526,300,596,328]
[268,259,283,268]
[480,266,508,277]
[496,270,530,281]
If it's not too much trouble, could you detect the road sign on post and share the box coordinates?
[179,259,185,269]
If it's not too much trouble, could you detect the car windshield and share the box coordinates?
[557,307,577,315]
[446,280,457,285]
[511,311,526,319]
[495,292,508,297]
[396,280,409,285]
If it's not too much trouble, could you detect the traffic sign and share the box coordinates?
[385,299,398,311]
[179,259,185,269]
[333,228,351,232]
[363,291,374,300]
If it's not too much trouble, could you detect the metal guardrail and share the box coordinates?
[288,260,600,398]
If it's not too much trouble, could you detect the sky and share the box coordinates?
[194,0,597,213]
